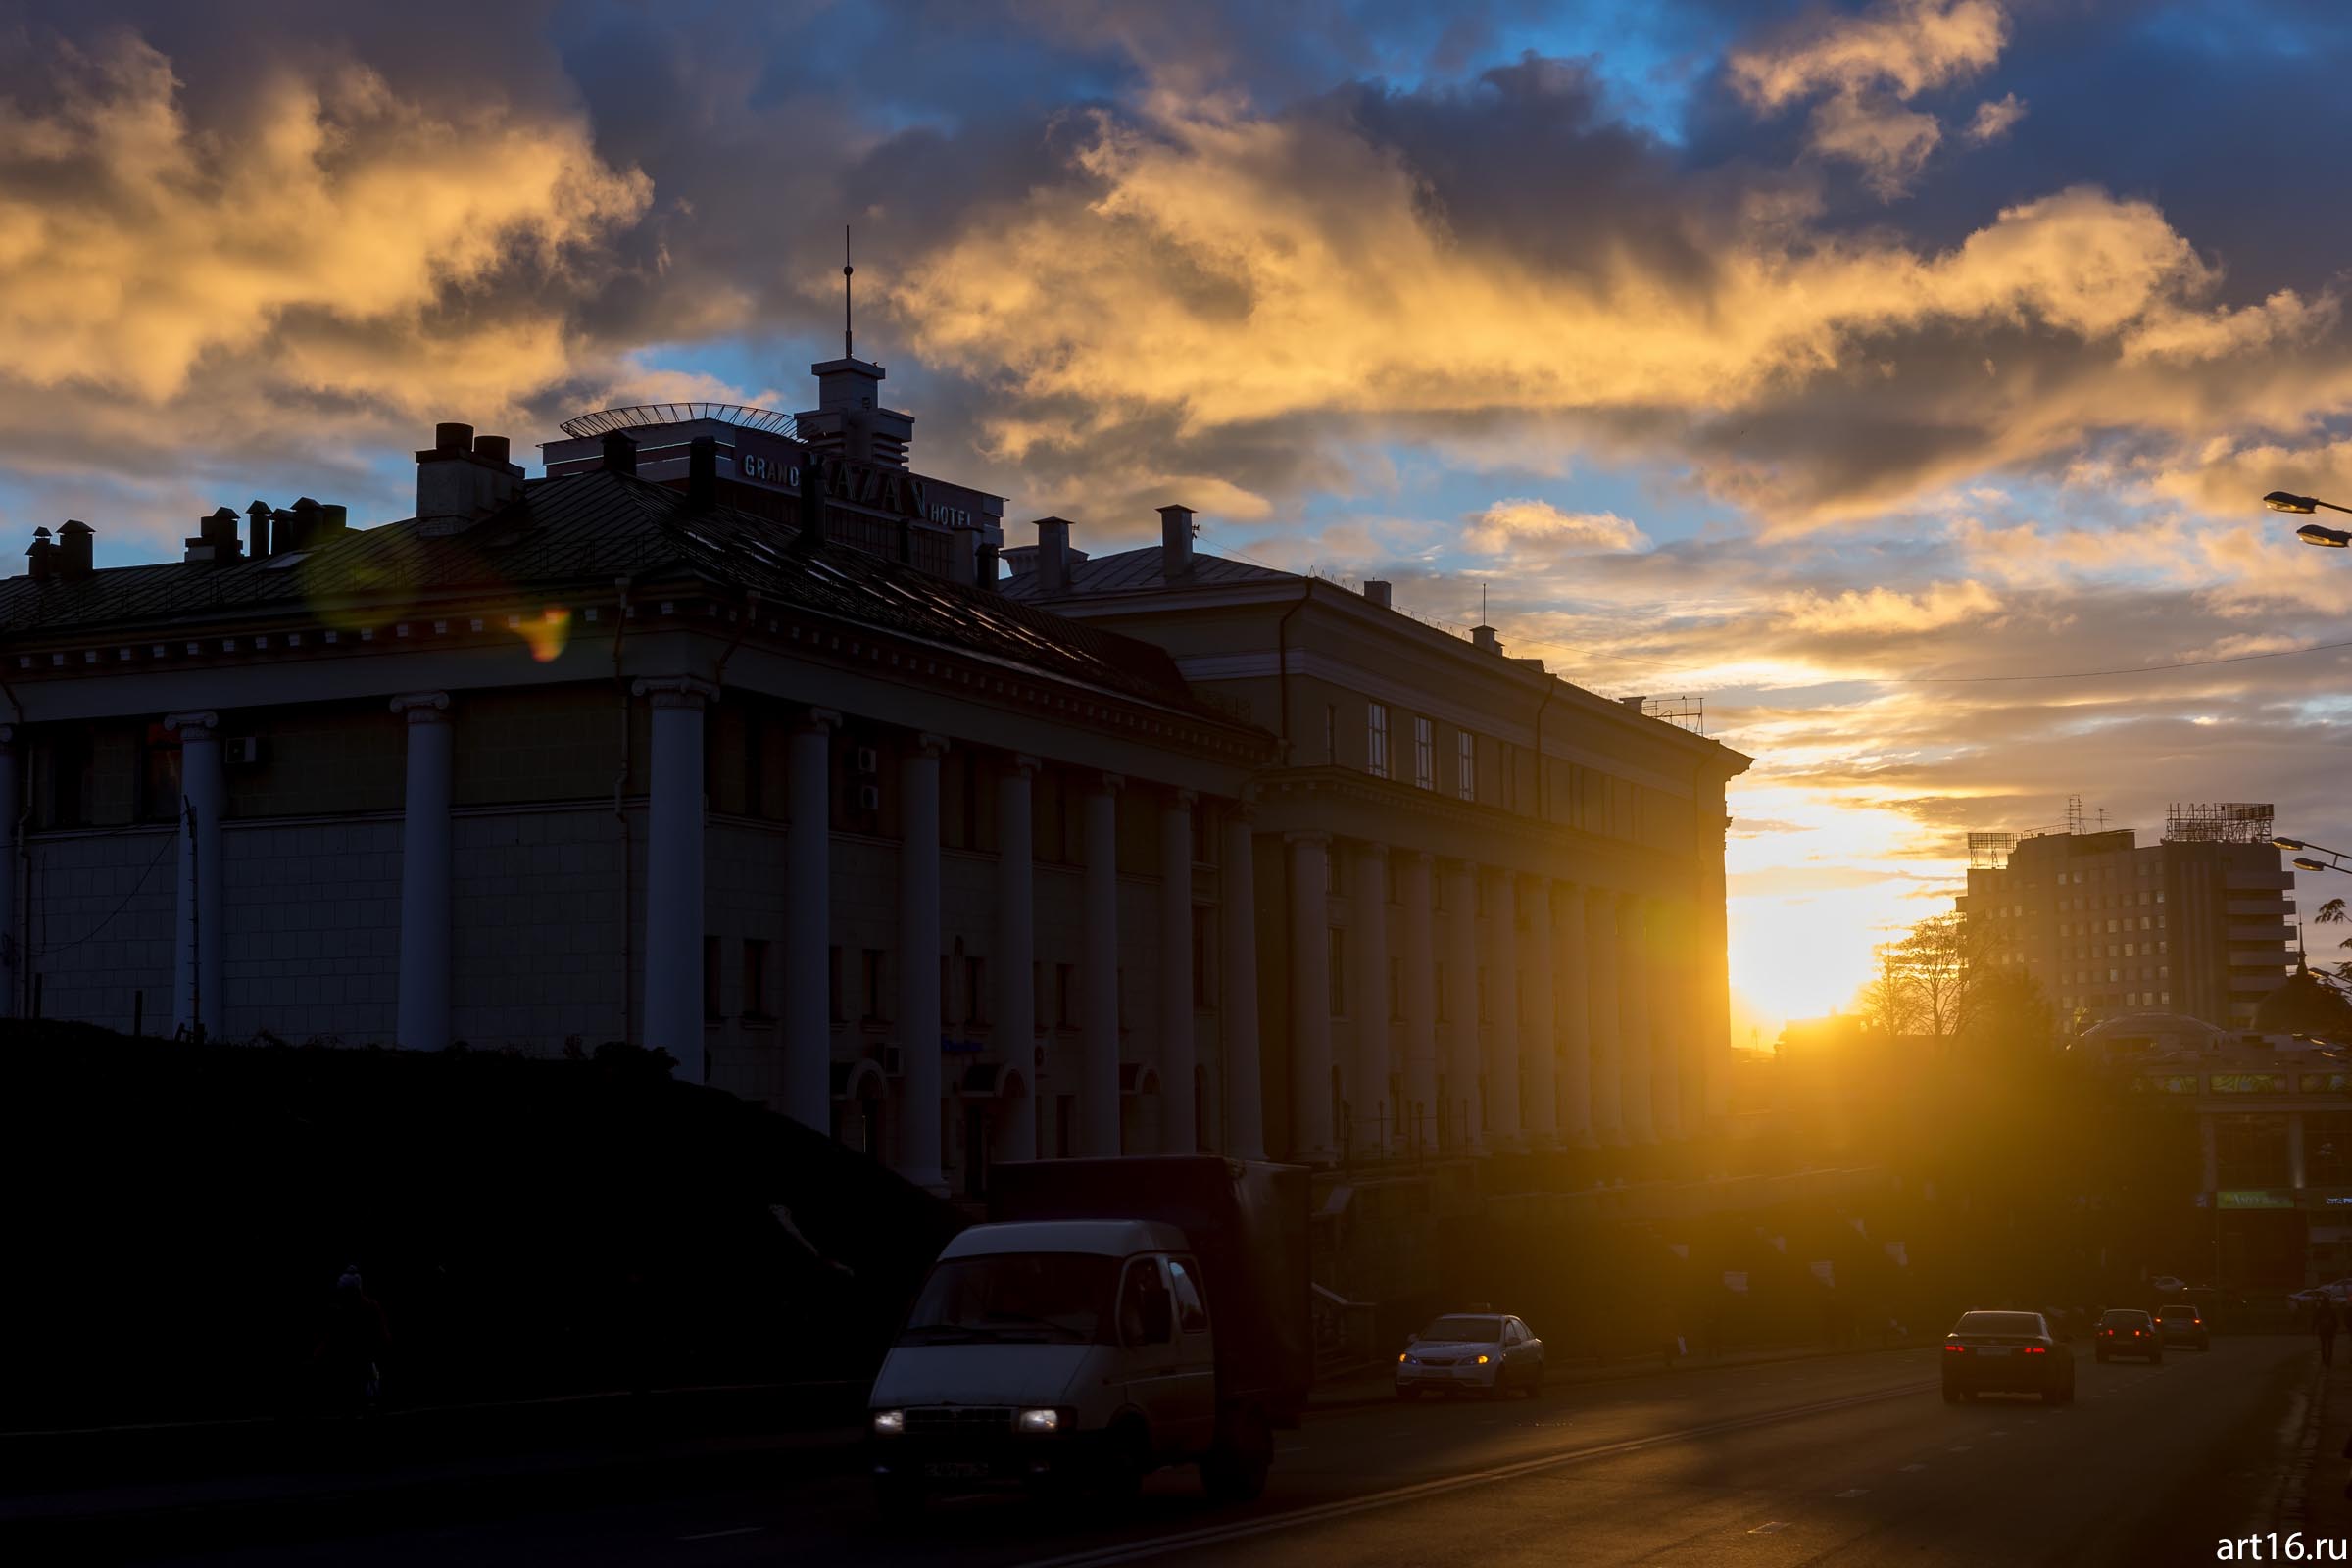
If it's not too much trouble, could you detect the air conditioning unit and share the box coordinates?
[221,737,264,767]
[854,746,880,775]
[857,783,881,811]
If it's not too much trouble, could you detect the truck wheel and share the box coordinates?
[1097,1421,1152,1501]
[1201,1406,1272,1503]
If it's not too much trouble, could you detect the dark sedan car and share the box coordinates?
[2155,1302,2210,1351]
[1942,1310,2075,1405]
[2095,1308,2164,1363]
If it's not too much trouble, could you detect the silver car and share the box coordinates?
[1396,1312,1546,1399]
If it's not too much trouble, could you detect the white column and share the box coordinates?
[1522,875,1557,1148]
[1400,852,1437,1155]
[1555,883,1592,1146]
[1445,859,1479,1152]
[1220,804,1264,1159]
[1082,774,1123,1157]
[1350,841,1391,1157]
[1620,893,1655,1144]
[898,734,947,1189]
[1486,869,1521,1152]
[1587,887,1623,1145]
[782,709,840,1132]
[1650,898,1684,1142]
[1158,792,1198,1154]
[0,726,17,1018]
[995,755,1039,1162]
[636,677,712,1082]
[1288,831,1334,1162]
[169,710,223,1040]
[391,693,452,1052]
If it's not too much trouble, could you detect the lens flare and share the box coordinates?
[517,605,572,663]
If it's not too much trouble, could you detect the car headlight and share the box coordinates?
[871,1409,906,1437]
[1476,1353,1491,1365]
[1399,1352,1413,1364]
[1016,1408,1061,1434]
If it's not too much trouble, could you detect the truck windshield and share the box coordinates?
[898,1253,1118,1346]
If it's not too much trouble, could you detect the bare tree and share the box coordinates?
[1854,938,1925,1039]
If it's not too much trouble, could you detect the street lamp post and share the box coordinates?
[2276,836,2352,876]
[2263,492,2352,547]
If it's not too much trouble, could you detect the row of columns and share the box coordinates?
[1281,833,1704,1158]
[341,679,1261,1190]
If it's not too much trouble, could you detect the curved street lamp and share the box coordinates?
[2265,491,2352,546]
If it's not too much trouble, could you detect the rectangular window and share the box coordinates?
[1389,956,1404,1021]
[743,710,766,819]
[828,946,844,1025]
[1324,704,1337,763]
[1435,963,1448,1023]
[1192,906,1214,1007]
[1476,965,1490,1022]
[1499,742,1518,810]
[1055,1095,1074,1158]
[704,936,724,1021]
[1055,963,1076,1029]
[861,949,888,1023]
[1457,731,1476,801]
[1366,703,1390,778]
[1328,927,1347,1018]
[742,939,769,1020]
[138,723,181,823]
[1414,717,1435,790]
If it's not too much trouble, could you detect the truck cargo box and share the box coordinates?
[987,1156,1310,1422]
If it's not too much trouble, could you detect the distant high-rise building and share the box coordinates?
[1962,806,2295,1032]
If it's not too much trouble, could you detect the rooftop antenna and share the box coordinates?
[1481,582,1489,622]
[843,226,855,360]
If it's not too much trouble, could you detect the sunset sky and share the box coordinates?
[7,0,2352,1045]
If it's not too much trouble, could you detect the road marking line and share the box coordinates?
[1899,1463,1926,1472]
[1948,1445,1972,1452]
[1749,1522,1790,1534]
[1014,1380,1939,1568]
[677,1526,763,1542]
[1836,1488,1869,1498]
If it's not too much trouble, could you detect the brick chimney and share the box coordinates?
[25,526,53,581]
[602,431,638,476]
[182,508,242,564]
[1158,503,1195,578]
[416,421,524,536]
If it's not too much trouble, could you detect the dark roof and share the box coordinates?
[0,472,1248,727]
[998,546,1294,602]
[2253,959,2352,1039]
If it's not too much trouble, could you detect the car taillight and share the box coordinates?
[1944,1343,1967,1352]
[2132,1330,2144,1336]
[2023,1346,2046,1354]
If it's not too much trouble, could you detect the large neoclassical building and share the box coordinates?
[0,350,1747,1194]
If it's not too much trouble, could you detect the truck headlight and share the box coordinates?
[1016,1408,1060,1434]
[872,1409,906,1436]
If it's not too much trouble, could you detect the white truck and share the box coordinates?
[867,1156,1309,1506]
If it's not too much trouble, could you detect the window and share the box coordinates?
[1192,906,1214,1007]
[1168,1257,1210,1335]
[1324,704,1337,763]
[1118,1258,1174,1347]
[861,949,888,1023]
[1389,956,1404,1021]
[704,937,724,1021]
[742,939,770,1020]
[964,956,987,1026]
[1366,704,1390,778]
[743,710,766,817]
[138,723,181,823]
[1328,927,1347,1017]
[828,946,844,1025]
[1055,963,1076,1029]
[1476,966,1490,1023]
[1500,742,1518,810]
[1457,731,1476,800]
[1414,717,1435,789]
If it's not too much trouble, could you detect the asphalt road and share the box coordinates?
[171,1336,2321,1567]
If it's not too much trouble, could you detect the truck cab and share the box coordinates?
[867,1156,1306,1508]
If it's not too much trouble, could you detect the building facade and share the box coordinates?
[1963,810,2295,1032]
[1002,510,1752,1164]
[4,351,1752,1195]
